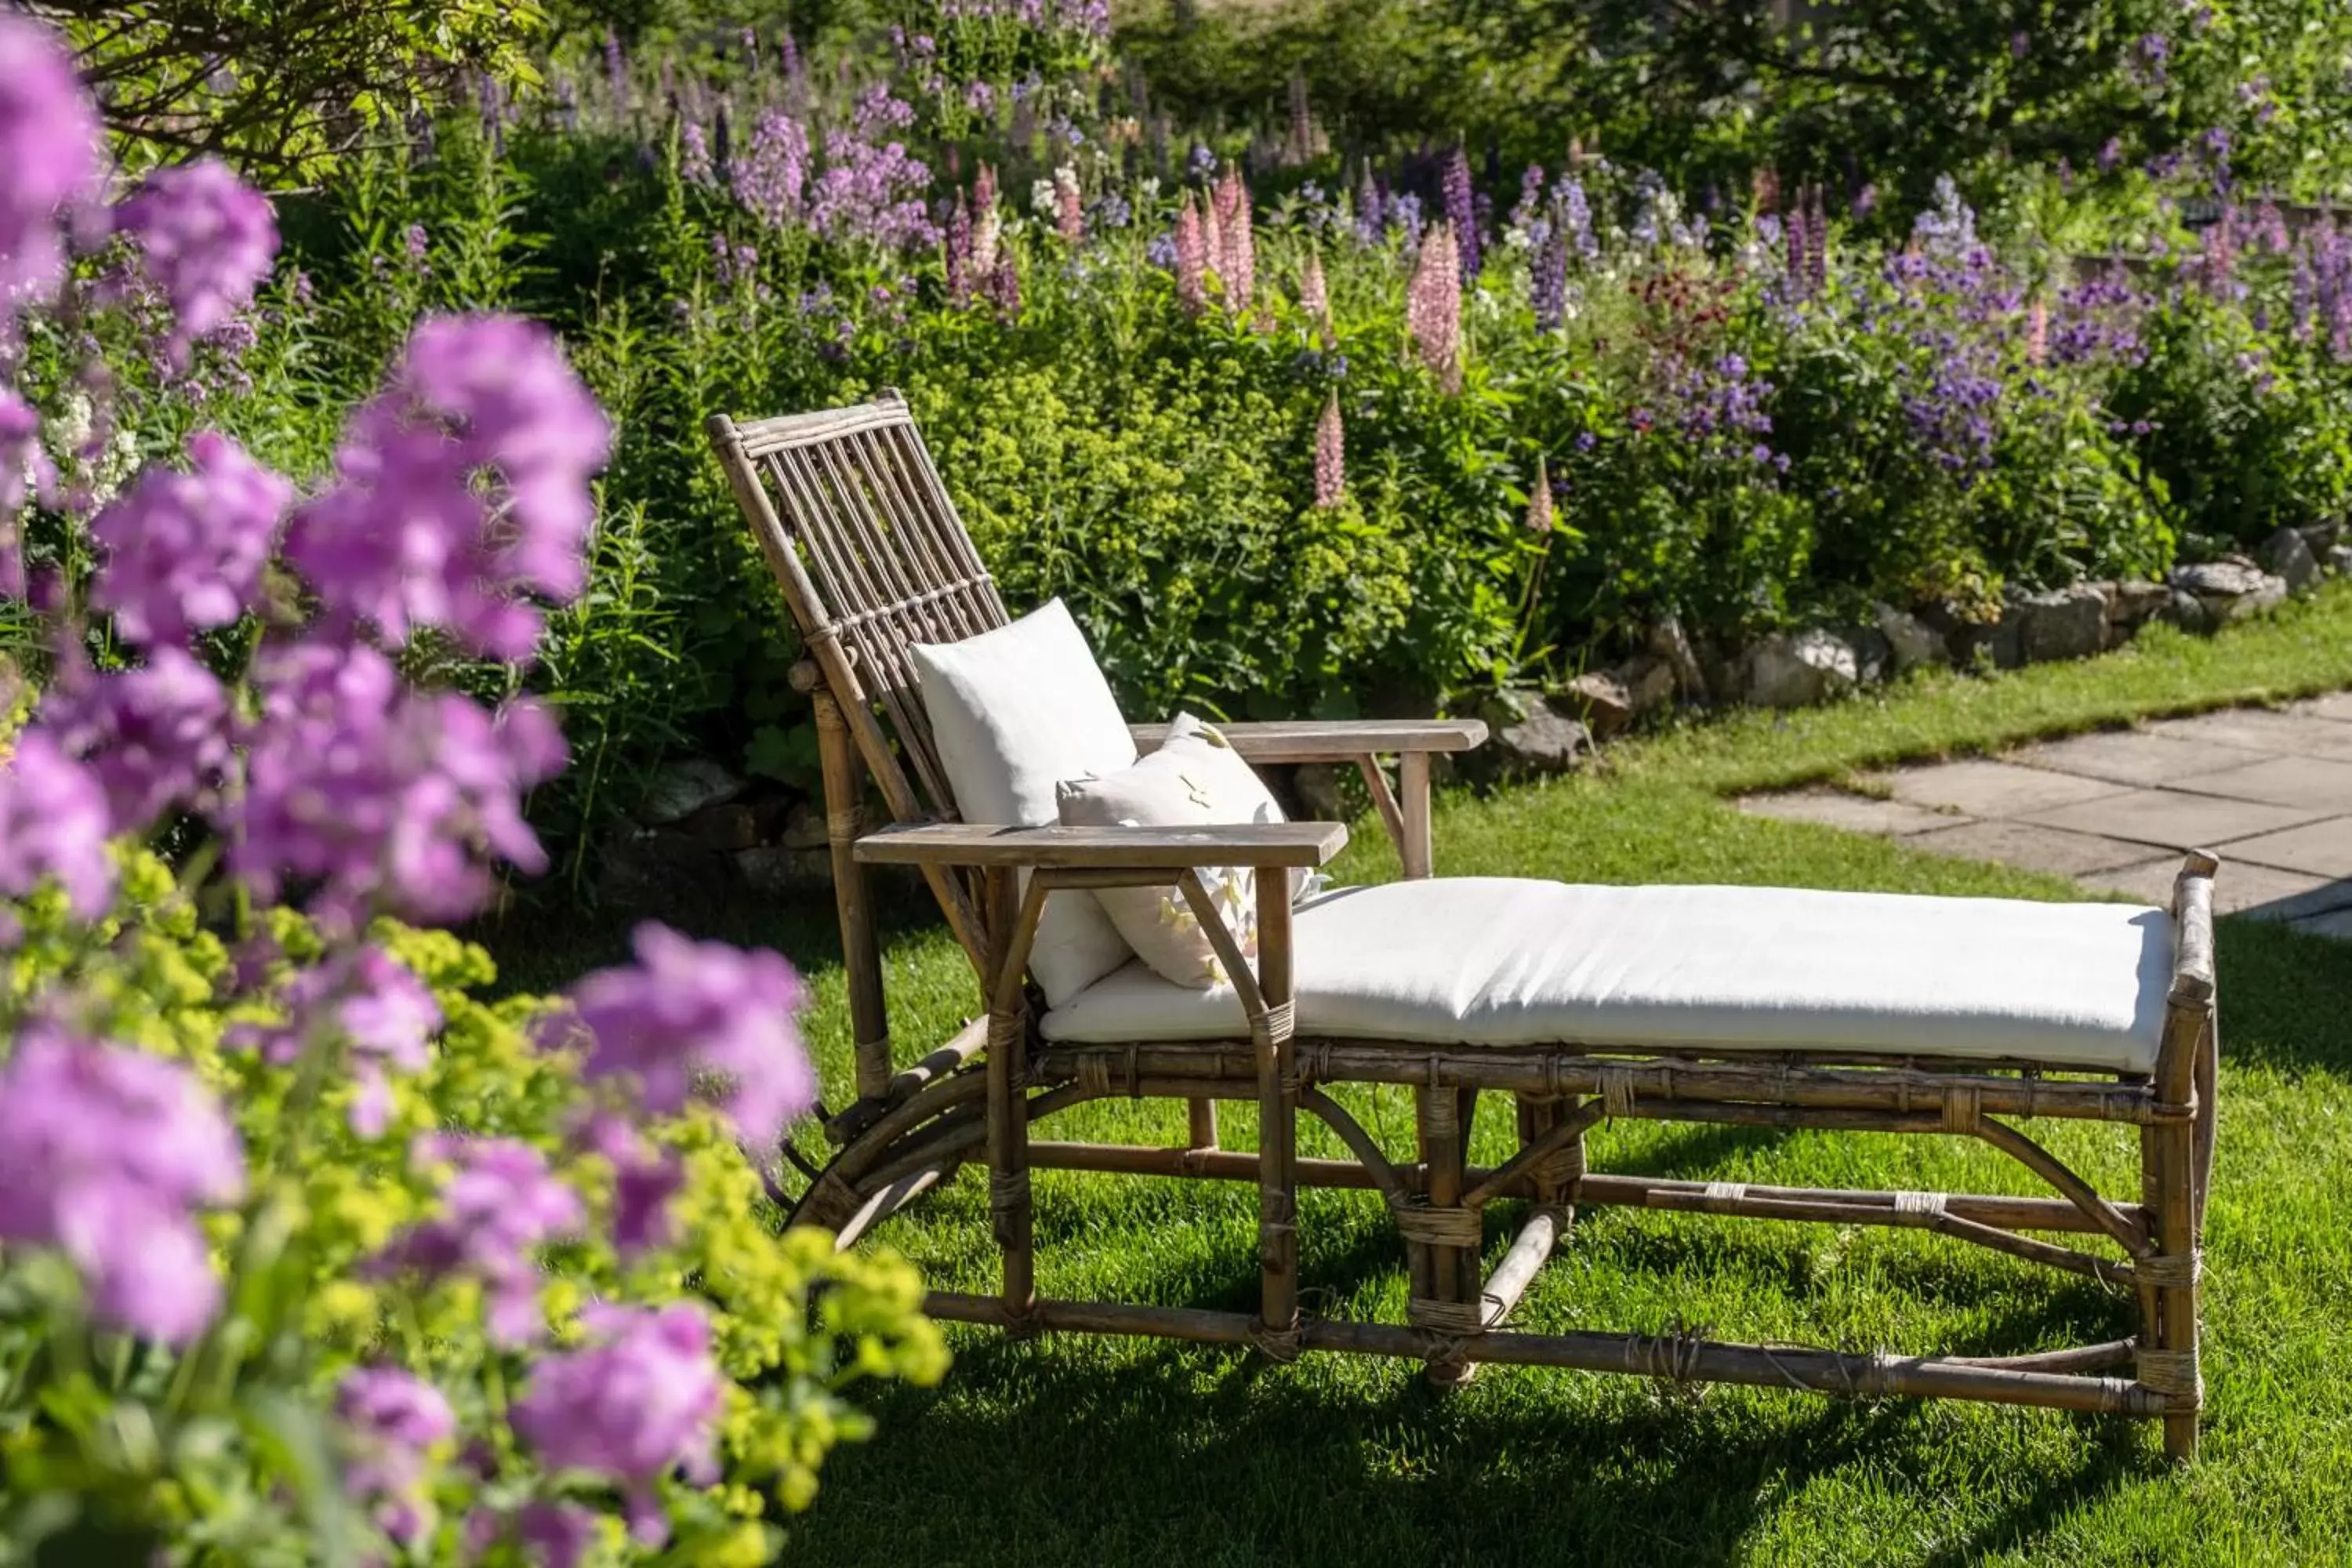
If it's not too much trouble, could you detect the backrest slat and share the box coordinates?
[706,393,1013,832]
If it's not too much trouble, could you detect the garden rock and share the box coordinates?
[637,757,747,826]
[1741,630,1857,708]
[1481,691,1593,775]
[598,829,743,913]
[1557,671,1633,739]
[2300,521,2343,558]
[779,800,832,851]
[2259,526,2322,592]
[2332,545,2352,577]
[2158,590,2212,633]
[1875,604,1949,672]
[1849,624,1894,684]
[2171,561,2288,623]
[1646,615,1711,703]
[2011,584,2109,665]
[2107,580,2172,633]
[1614,654,1678,716]
[685,801,767,852]
[737,845,833,895]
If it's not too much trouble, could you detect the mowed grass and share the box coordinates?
[481,581,2352,1566]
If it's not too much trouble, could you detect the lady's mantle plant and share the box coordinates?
[0,13,944,1564]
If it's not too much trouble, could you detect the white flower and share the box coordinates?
[1031,178,1058,216]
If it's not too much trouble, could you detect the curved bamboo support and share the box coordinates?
[1296,1087,1417,1211]
[1461,1100,1606,1210]
[1973,1116,2152,1261]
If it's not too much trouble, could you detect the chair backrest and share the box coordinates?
[706,390,1010,832]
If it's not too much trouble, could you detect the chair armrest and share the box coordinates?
[1128,718,1487,763]
[853,820,1348,869]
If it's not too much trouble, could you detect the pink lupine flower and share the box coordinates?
[1221,172,1256,318]
[1298,249,1330,335]
[551,921,815,1150]
[112,158,281,358]
[971,164,1002,277]
[0,729,115,923]
[1406,221,1464,391]
[0,1026,244,1343]
[1526,456,1554,533]
[1054,165,1083,243]
[512,1303,724,1548]
[1174,195,1208,316]
[945,193,974,304]
[2026,298,2049,366]
[1313,394,1345,509]
[1201,190,1225,287]
[0,13,104,315]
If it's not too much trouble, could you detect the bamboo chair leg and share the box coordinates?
[982,869,1036,1330]
[1416,1085,1477,1388]
[814,686,891,1105]
[1188,1098,1219,1152]
[1254,880,1301,1354]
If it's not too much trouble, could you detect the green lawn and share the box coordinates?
[485,583,2352,1566]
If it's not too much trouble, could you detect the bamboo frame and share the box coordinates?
[710,397,2221,1463]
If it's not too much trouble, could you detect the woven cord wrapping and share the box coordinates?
[2136,1347,2203,1406]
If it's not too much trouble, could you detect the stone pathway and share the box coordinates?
[1738,691,2352,939]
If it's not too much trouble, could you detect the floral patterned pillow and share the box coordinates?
[1054,713,1289,989]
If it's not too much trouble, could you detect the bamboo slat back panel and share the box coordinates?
[707,390,1011,823]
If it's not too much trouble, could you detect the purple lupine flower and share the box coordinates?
[0,730,115,922]
[1530,218,1567,330]
[376,1134,584,1345]
[1353,167,1385,244]
[731,111,809,228]
[1556,176,1596,260]
[985,254,1021,323]
[1312,394,1344,509]
[0,14,104,316]
[1174,197,1208,315]
[2097,137,2123,173]
[1406,222,1463,391]
[1442,147,1479,279]
[112,159,281,358]
[679,122,714,186]
[228,640,565,932]
[945,194,975,304]
[283,314,609,662]
[337,1367,456,1548]
[550,922,815,1150]
[1390,191,1425,254]
[603,29,627,104]
[0,1027,243,1342]
[1805,183,1828,297]
[511,1304,723,1548]
[1508,165,1545,234]
[39,648,230,834]
[88,430,289,647]
[1784,198,1813,301]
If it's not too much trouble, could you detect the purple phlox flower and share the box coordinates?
[550,922,815,1150]
[514,1503,601,1568]
[0,1026,242,1342]
[89,430,289,648]
[38,645,230,834]
[1508,165,1545,235]
[679,122,714,186]
[336,1367,455,1547]
[0,14,105,314]
[233,944,440,1136]
[511,1302,724,1547]
[112,158,280,360]
[730,111,808,228]
[1406,221,1463,391]
[808,128,938,251]
[2097,137,2124,174]
[0,391,56,594]
[403,223,429,266]
[377,1134,583,1345]
[2128,31,2170,87]
[1189,143,1218,178]
[2011,30,2030,57]
[1442,146,1479,279]
[581,1113,684,1255]
[1312,394,1345,509]
[283,314,610,662]
[0,729,115,923]
[225,639,566,932]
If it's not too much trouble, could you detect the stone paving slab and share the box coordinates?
[1735,788,1958,836]
[2147,709,2352,761]
[1876,758,2125,818]
[2172,754,2352,811]
[2289,691,2352,724]
[1905,819,2160,876]
[2213,816,2352,880]
[2024,788,2327,849]
[2009,728,2273,786]
[2078,857,2348,918]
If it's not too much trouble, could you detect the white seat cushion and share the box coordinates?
[911,599,1138,1007]
[1040,878,2175,1073]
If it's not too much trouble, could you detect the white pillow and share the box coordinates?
[910,599,1138,1007]
[1056,713,1290,989]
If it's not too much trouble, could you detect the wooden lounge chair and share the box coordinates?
[708,392,2220,1461]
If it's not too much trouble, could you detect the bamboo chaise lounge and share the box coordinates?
[709,393,2220,1462]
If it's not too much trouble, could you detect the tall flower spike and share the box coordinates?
[1299,248,1330,339]
[1406,221,1463,392]
[0,13,104,318]
[1784,198,1812,302]
[945,193,974,305]
[1202,187,1225,286]
[1526,456,1554,534]
[1223,176,1255,319]
[1313,393,1345,509]
[1174,195,1207,316]
[2026,297,2049,367]
[1054,165,1083,243]
[1805,183,1828,297]
[1443,146,1479,280]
